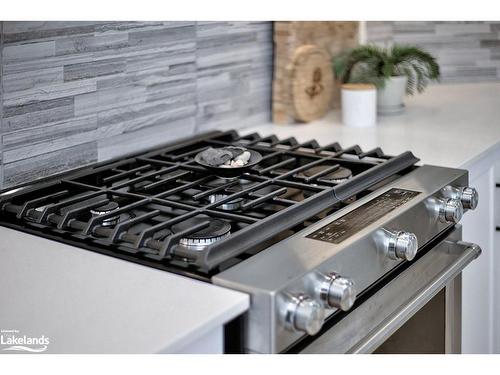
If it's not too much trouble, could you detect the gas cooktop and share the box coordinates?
[0,130,418,280]
[0,129,481,354]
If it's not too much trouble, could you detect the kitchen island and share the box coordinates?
[243,81,500,354]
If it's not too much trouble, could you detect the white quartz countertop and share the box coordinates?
[243,82,500,169]
[0,226,249,353]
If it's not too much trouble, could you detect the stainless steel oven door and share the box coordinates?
[298,226,481,354]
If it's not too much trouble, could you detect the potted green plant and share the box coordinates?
[333,44,440,115]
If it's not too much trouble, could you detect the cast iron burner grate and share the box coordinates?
[0,130,419,277]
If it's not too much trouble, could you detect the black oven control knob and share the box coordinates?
[386,230,418,261]
[438,198,464,223]
[460,187,479,210]
[284,294,325,335]
[318,273,356,311]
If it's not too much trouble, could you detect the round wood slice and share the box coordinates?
[290,45,334,123]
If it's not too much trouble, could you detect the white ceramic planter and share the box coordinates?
[341,83,377,128]
[377,75,408,115]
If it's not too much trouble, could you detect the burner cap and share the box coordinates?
[172,217,231,251]
[303,166,352,183]
[172,217,231,239]
[203,178,252,211]
[208,194,244,211]
[90,201,119,215]
[90,201,120,227]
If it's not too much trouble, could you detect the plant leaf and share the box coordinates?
[332,43,440,94]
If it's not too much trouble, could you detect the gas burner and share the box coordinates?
[203,178,254,210]
[226,176,254,187]
[0,129,421,277]
[90,201,121,227]
[209,177,254,187]
[208,194,244,211]
[172,217,231,251]
[303,166,353,184]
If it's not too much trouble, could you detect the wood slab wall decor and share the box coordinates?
[290,45,334,122]
[273,22,359,124]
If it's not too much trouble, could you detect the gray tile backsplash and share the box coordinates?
[4,21,496,191]
[195,22,272,132]
[0,21,273,189]
[366,21,500,82]
[0,22,4,190]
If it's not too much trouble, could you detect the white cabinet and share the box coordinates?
[460,149,500,353]
[461,166,495,353]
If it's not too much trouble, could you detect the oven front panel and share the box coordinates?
[296,226,479,353]
[213,165,476,353]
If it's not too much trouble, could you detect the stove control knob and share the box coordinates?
[386,230,418,261]
[284,294,325,335]
[318,273,356,311]
[460,187,479,210]
[438,198,464,223]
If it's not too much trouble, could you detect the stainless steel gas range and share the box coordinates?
[0,130,481,354]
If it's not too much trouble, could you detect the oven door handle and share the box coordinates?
[350,240,480,354]
[299,235,481,354]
